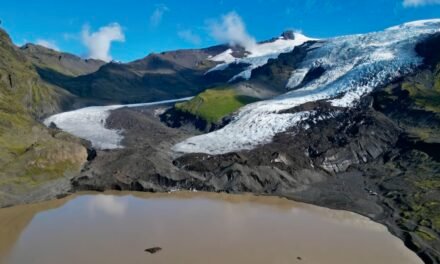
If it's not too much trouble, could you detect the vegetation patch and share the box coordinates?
[416,229,437,241]
[175,87,259,123]
[401,69,440,113]
[415,179,440,190]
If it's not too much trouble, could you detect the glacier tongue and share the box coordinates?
[44,97,193,149]
[173,19,440,155]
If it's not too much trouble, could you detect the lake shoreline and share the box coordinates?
[0,191,423,264]
[0,186,431,264]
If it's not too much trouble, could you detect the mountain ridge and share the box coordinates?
[20,43,106,77]
[32,31,309,106]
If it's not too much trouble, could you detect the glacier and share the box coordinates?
[207,33,313,81]
[173,19,440,155]
[44,97,192,149]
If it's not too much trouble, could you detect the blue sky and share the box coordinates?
[1,0,439,62]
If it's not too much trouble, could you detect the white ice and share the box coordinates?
[210,48,235,63]
[44,97,193,149]
[207,33,314,81]
[174,19,440,155]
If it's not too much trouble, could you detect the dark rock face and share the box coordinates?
[159,106,231,133]
[173,97,399,201]
[249,41,319,93]
[415,33,440,67]
[281,30,296,40]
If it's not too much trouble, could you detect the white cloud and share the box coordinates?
[150,4,169,28]
[35,39,59,51]
[403,0,440,6]
[88,195,127,217]
[178,29,201,45]
[208,11,256,51]
[81,23,125,62]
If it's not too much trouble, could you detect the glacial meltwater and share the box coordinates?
[0,192,422,264]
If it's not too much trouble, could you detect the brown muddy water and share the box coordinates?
[0,191,422,264]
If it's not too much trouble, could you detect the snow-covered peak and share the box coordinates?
[387,19,440,31]
[208,32,314,81]
[247,33,312,57]
[174,20,440,155]
[210,32,313,63]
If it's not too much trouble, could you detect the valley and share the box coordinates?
[0,15,439,264]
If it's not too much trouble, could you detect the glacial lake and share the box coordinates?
[0,192,422,264]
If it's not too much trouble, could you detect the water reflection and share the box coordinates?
[87,194,128,216]
[0,192,423,264]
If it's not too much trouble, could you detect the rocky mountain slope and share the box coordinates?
[0,28,88,206]
[37,45,230,103]
[20,43,105,77]
[36,31,304,105]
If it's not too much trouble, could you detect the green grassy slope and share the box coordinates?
[0,28,87,205]
[400,66,440,242]
[175,87,259,123]
[373,56,440,248]
[401,65,440,113]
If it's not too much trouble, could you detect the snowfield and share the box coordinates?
[207,33,314,81]
[173,20,440,155]
[44,97,192,149]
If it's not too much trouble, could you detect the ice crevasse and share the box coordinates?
[173,19,440,155]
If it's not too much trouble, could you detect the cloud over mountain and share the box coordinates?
[208,11,256,51]
[81,23,125,62]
